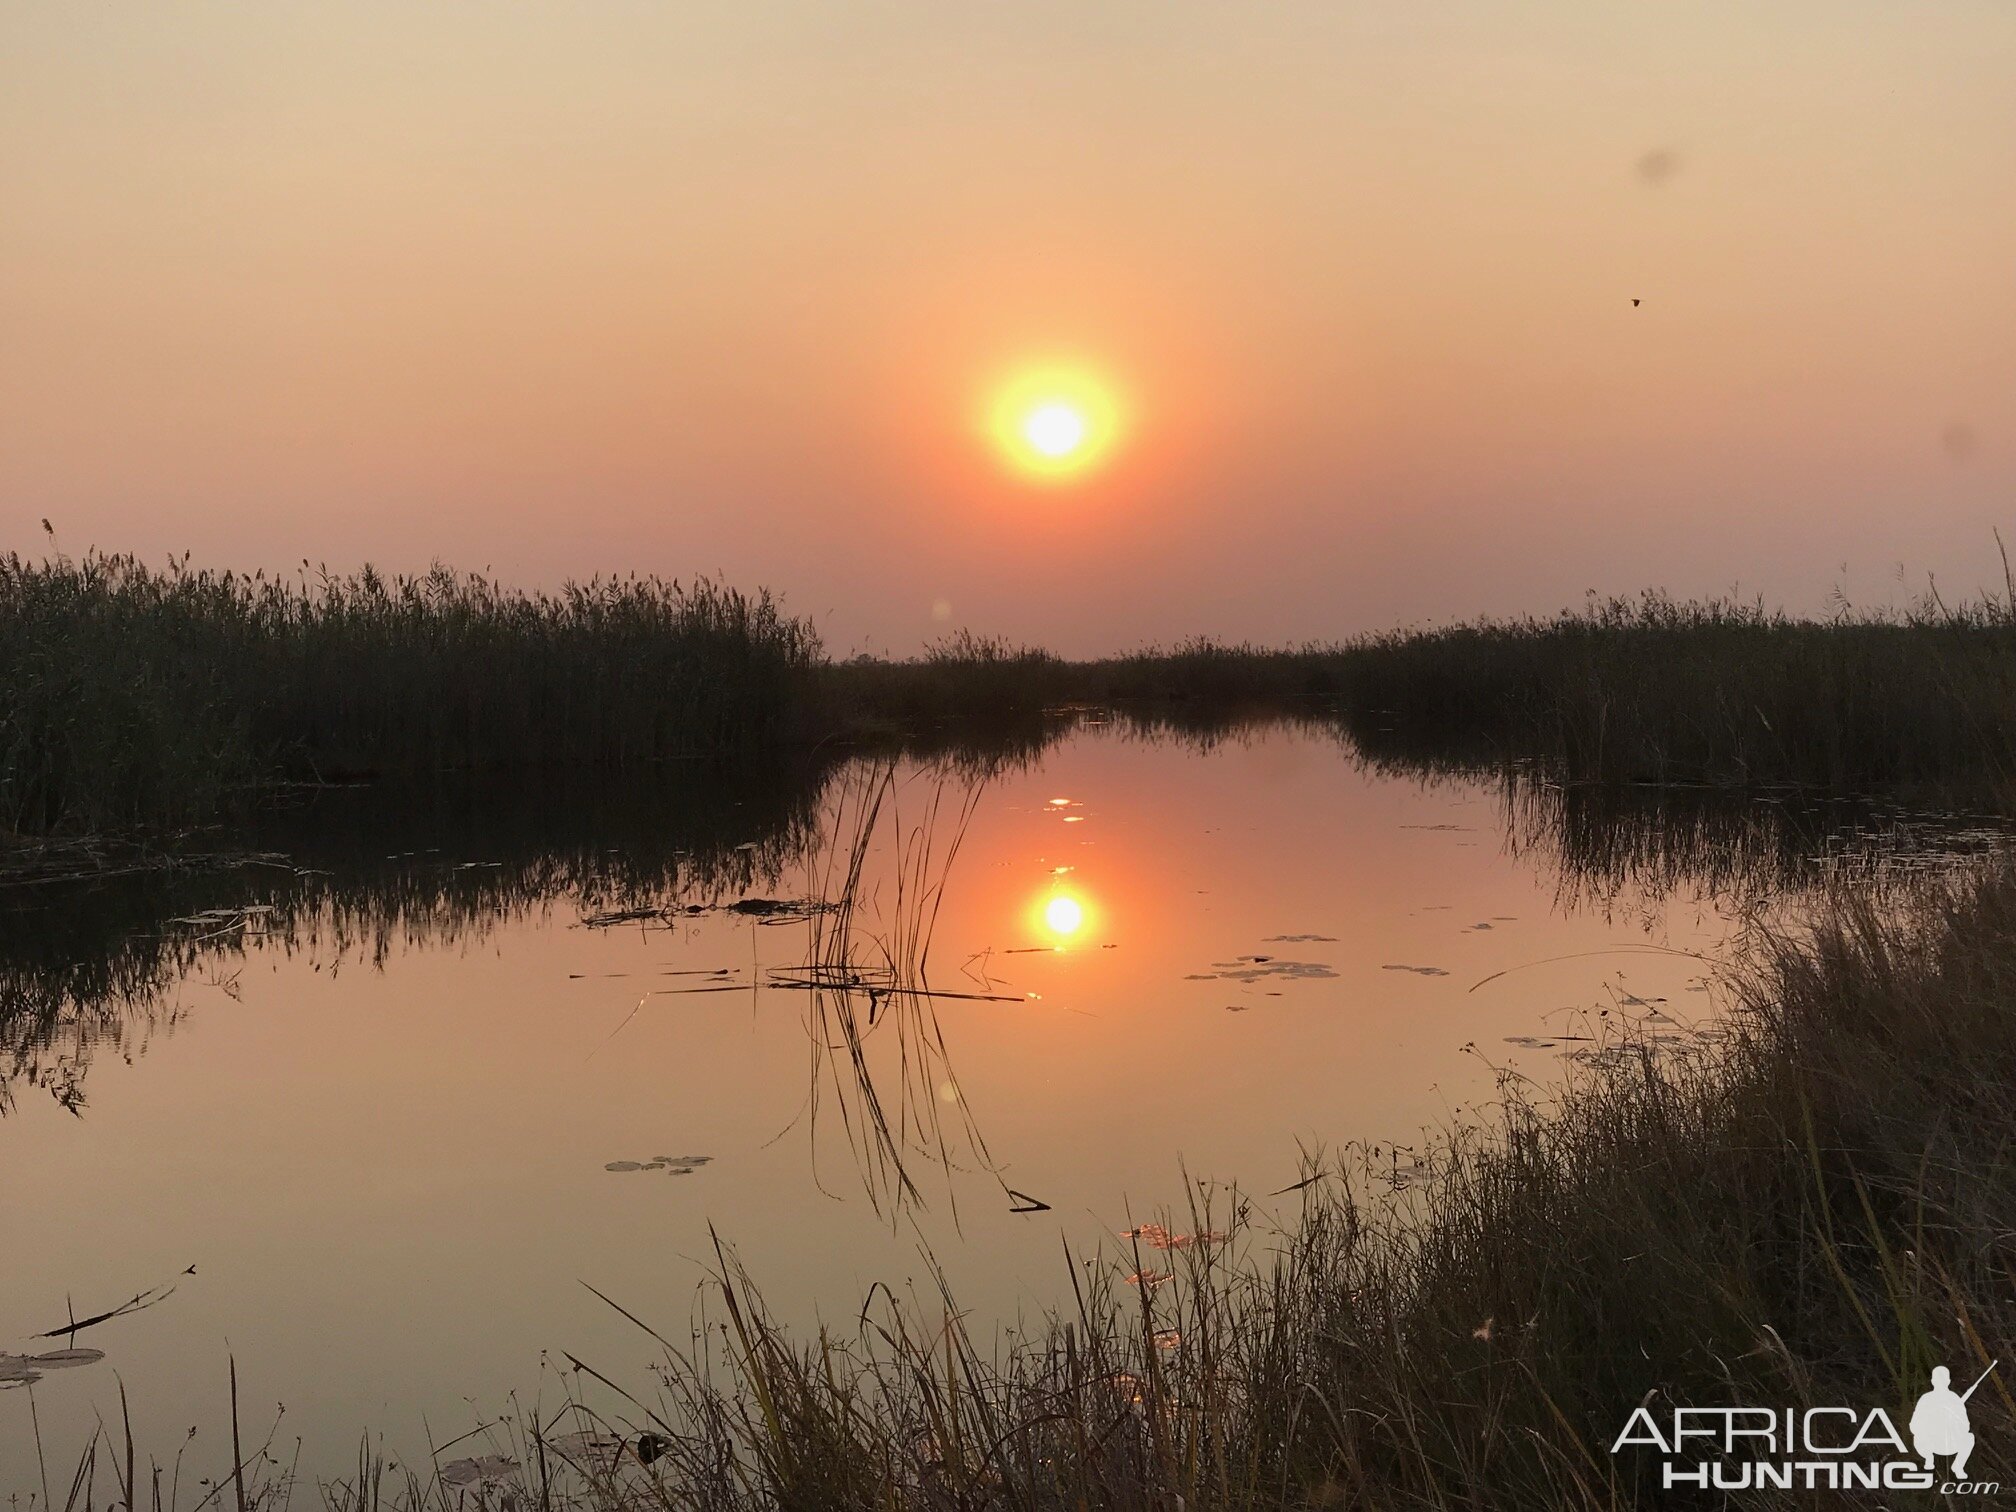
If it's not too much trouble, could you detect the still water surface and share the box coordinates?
[1,723,1991,1485]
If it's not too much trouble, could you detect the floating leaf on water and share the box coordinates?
[1382,964,1450,977]
[644,1153,712,1175]
[1195,959,1338,983]
[27,1349,105,1369]
[439,1454,518,1487]
[1121,1225,1224,1252]
[581,906,662,927]
[728,897,835,919]
[1265,933,1338,943]
[605,1161,644,1172]
[544,1429,622,1461]
[1124,1270,1172,1289]
[1224,1003,1250,1012]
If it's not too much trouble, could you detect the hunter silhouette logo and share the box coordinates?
[1611,1362,2000,1494]
[1913,1363,1996,1481]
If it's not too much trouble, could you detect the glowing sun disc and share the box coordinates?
[988,365,1125,482]
[1045,896,1084,935]
[1024,403,1087,459]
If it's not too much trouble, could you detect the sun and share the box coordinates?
[988,365,1125,482]
[1024,402,1087,460]
[1044,895,1084,935]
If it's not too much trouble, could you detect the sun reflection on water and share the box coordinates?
[1033,885,1094,949]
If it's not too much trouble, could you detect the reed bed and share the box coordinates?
[832,591,2016,798]
[15,547,2016,843]
[0,550,819,837]
[1336,589,2016,792]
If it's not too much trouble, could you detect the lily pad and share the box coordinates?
[27,1348,105,1369]
[1194,959,1338,983]
[439,1454,518,1487]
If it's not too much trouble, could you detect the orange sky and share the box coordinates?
[3,3,2013,655]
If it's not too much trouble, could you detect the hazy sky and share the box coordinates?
[4,3,2013,655]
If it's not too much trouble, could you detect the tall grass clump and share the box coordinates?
[0,551,820,837]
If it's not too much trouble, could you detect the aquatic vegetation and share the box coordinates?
[1189,955,1339,983]
[0,550,820,836]
[15,546,2016,852]
[14,555,2016,1508]
[1339,586,2016,793]
[604,1156,712,1176]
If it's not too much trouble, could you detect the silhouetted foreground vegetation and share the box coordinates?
[1338,590,2016,792]
[0,551,816,836]
[38,853,2016,1509]
[9,549,2016,842]
[841,595,2016,796]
